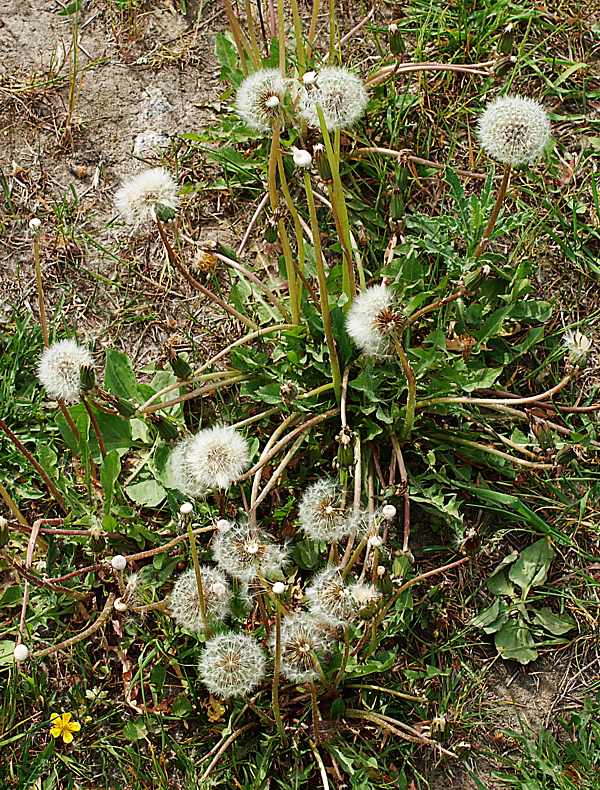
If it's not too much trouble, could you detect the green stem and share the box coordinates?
[307,0,320,59]
[342,536,367,579]
[277,0,286,73]
[186,520,210,636]
[272,600,285,739]
[328,0,336,63]
[289,0,306,70]
[0,480,28,526]
[276,149,305,317]
[393,337,417,442]
[334,625,350,687]
[474,164,512,258]
[310,681,321,744]
[303,172,342,402]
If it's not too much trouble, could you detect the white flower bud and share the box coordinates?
[114,598,128,612]
[29,218,42,232]
[110,555,127,571]
[291,147,313,169]
[382,504,397,520]
[14,644,29,661]
[180,502,193,515]
[272,581,286,595]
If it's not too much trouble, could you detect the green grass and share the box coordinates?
[1,1,599,788]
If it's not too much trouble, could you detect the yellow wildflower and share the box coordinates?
[49,712,81,744]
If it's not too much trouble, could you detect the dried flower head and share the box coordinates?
[199,633,266,699]
[305,567,357,625]
[115,167,179,226]
[168,438,209,499]
[212,521,288,583]
[299,66,368,131]
[477,95,550,166]
[235,68,288,132]
[346,284,404,356]
[37,339,94,403]
[172,426,250,493]
[563,329,592,364]
[170,567,231,633]
[277,612,333,683]
[298,479,354,541]
[348,581,380,611]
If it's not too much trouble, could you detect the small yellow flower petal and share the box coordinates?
[62,712,72,723]
[62,731,74,744]
[49,726,62,738]
[50,713,61,722]
[67,721,81,733]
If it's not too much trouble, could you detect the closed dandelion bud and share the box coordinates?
[199,633,266,699]
[298,479,354,542]
[292,147,312,169]
[346,284,404,357]
[115,168,180,227]
[79,364,95,392]
[563,329,592,365]
[388,24,404,55]
[299,67,368,131]
[153,415,179,442]
[276,612,333,683]
[305,567,358,625]
[29,217,42,234]
[498,23,515,55]
[114,396,137,418]
[38,339,94,404]
[382,504,397,520]
[478,95,550,166]
[170,567,231,633]
[212,521,288,583]
[110,555,127,571]
[235,68,288,132]
[169,352,192,380]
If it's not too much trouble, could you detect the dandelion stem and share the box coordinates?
[342,536,367,579]
[140,373,247,415]
[277,0,285,73]
[81,395,106,458]
[393,336,417,441]
[185,517,210,637]
[272,599,285,739]
[345,684,426,702]
[289,0,306,70]
[308,738,330,789]
[345,708,457,758]
[221,0,255,73]
[310,681,321,744]
[307,0,320,59]
[334,624,351,687]
[429,433,555,469]
[352,146,486,181]
[276,148,305,315]
[32,232,49,347]
[303,172,342,402]
[214,251,291,321]
[198,723,257,783]
[0,480,28,526]
[474,164,512,258]
[327,0,336,63]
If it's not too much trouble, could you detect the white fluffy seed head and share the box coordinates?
[37,339,94,403]
[212,521,288,583]
[305,567,358,625]
[169,439,209,499]
[199,633,266,699]
[170,566,231,633]
[299,66,368,131]
[477,95,550,166]
[115,167,180,226]
[345,285,403,357]
[110,555,127,571]
[298,479,354,541]
[235,68,288,132]
[14,644,29,661]
[183,426,250,491]
[276,612,333,683]
[382,504,397,520]
[563,329,592,364]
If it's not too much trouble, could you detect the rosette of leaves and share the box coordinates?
[472,538,575,664]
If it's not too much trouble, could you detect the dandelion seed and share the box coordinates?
[299,66,368,131]
[276,612,333,683]
[170,566,231,633]
[199,633,266,699]
[49,712,81,744]
[212,521,288,583]
[235,68,288,132]
[349,581,380,610]
[298,479,355,541]
[564,329,592,364]
[345,284,404,357]
[478,95,550,166]
[115,167,179,227]
[37,339,94,403]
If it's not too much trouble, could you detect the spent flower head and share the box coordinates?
[212,521,288,583]
[199,633,266,699]
[478,95,550,166]
[299,66,368,131]
[305,567,357,625]
[168,438,209,499]
[346,284,404,356]
[171,426,250,493]
[115,167,179,226]
[37,339,94,403]
[277,612,333,683]
[170,566,231,633]
[235,68,288,132]
[298,479,355,541]
[563,329,592,365]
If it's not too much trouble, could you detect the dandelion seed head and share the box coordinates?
[212,521,288,583]
[199,633,266,699]
[564,329,592,364]
[276,612,333,683]
[345,285,403,357]
[110,555,127,571]
[115,167,179,227]
[349,581,380,609]
[299,66,368,131]
[305,567,357,625]
[184,425,250,491]
[298,479,353,541]
[169,439,209,499]
[37,339,94,403]
[235,68,287,132]
[170,566,231,633]
[477,95,550,166]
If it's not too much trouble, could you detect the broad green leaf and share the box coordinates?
[494,619,538,664]
[344,650,396,678]
[509,538,554,597]
[101,450,121,517]
[487,551,519,596]
[92,411,133,455]
[472,598,500,629]
[291,539,322,570]
[532,607,575,636]
[125,479,166,507]
[104,349,139,402]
